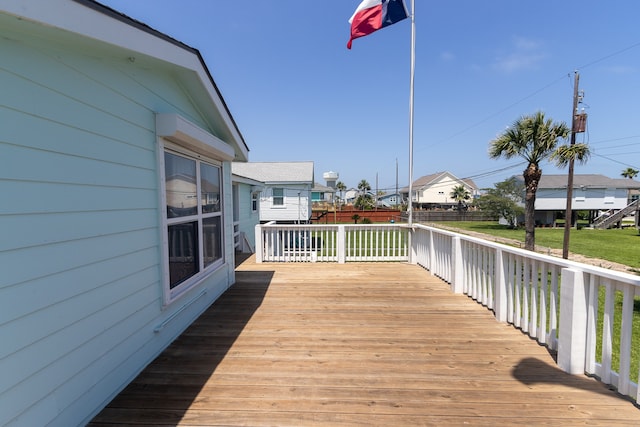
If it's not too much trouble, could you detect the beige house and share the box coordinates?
[402,171,478,210]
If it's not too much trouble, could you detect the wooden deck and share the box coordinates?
[90,255,639,426]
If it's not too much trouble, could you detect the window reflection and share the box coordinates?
[165,152,197,218]
[201,163,220,213]
[168,222,199,288]
[203,216,221,267]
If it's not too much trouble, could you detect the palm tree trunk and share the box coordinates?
[523,165,541,251]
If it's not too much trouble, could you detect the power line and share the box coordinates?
[418,39,640,152]
[590,153,640,171]
[577,40,640,70]
[423,75,568,150]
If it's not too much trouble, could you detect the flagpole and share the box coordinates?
[407,0,415,227]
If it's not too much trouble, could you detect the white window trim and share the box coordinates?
[251,191,259,213]
[156,113,235,161]
[272,187,285,208]
[157,114,228,307]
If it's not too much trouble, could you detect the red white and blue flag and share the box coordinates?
[347,0,409,49]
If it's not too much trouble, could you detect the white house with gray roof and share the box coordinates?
[232,162,314,223]
[516,174,640,225]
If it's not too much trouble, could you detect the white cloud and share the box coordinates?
[493,37,546,73]
[440,51,455,62]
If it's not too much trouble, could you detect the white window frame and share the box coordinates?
[272,187,285,207]
[251,191,259,212]
[156,113,235,306]
[161,145,224,304]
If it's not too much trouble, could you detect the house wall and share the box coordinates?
[259,185,312,223]
[535,187,629,210]
[0,23,236,427]
[234,182,260,250]
[417,175,473,204]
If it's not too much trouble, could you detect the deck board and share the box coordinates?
[90,256,639,426]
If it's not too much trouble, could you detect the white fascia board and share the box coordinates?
[156,113,235,161]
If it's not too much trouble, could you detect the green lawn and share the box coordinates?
[436,221,640,270]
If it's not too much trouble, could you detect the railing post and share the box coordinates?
[337,225,345,264]
[494,248,508,322]
[254,224,263,263]
[557,267,588,374]
[408,226,416,264]
[451,236,463,294]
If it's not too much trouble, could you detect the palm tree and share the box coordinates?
[450,185,470,212]
[621,167,639,179]
[357,179,371,196]
[355,179,373,210]
[489,111,589,251]
[335,181,347,206]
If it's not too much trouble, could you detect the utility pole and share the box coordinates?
[562,71,580,259]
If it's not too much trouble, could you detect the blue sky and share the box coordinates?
[101,0,640,193]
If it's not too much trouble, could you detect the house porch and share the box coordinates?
[89,256,638,426]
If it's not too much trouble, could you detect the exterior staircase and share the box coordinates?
[591,199,639,229]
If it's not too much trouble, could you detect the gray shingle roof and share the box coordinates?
[528,174,640,189]
[399,171,478,192]
[232,162,314,184]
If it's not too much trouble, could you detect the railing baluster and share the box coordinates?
[601,279,614,385]
[530,260,538,338]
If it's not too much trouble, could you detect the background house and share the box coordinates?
[232,162,314,224]
[519,174,640,226]
[311,182,336,204]
[402,171,479,210]
[344,188,360,204]
[377,192,404,207]
[0,2,248,426]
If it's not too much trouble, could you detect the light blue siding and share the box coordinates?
[235,182,260,249]
[222,163,237,270]
[0,16,239,427]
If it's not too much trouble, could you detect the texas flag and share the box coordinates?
[347,0,409,49]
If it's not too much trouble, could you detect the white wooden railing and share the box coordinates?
[255,222,640,402]
[255,222,409,263]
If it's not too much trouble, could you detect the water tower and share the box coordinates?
[323,171,338,189]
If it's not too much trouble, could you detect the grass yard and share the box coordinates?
[436,221,640,270]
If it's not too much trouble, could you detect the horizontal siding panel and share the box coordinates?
[0,247,158,325]
[0,209,157,252]
[0,273,158,394]
[1,108,156,170]
[55,274,229,426]
[1,69,155,149]
[0,181,157,215]
[0,39,155,141]
[2,265,227,426]
[0,264,159,360]
[0,143,156,189]
[1,227,158,288]
[1,37,207,139]
[94,63,204,122]
[1,292,160,427]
